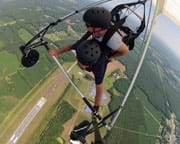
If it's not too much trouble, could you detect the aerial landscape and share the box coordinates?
[0,0,180,144]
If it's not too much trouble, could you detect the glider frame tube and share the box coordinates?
[107,0,162,130]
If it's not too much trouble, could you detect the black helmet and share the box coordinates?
[76,39,101,66]
[83,7,111,29]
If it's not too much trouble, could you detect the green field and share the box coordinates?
[45,31,68,42]
[18,28,33,42]
[0,51,19,77]
[38,100,76,144]
[0,40,5,50]
[0,0,179,143]
[0,0,82,128]
[0,50,56,122]
[103,71,163,143]
[0,17,14,24]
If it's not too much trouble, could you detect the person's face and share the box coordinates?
[78,61,89,70]
[85,23,107,38]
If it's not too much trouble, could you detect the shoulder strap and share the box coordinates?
[81,31,92,40]
[102,22,123,45]
[94,22,123,59]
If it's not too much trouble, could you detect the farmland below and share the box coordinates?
[0,0,180,144]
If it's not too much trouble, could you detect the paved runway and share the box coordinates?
[8,97,46,144]
[7,62,77,144]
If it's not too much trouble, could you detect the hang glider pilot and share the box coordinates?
[48,7,129,113]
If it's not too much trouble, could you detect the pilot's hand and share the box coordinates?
[48,49,59,57]
[91,105,100,118]
[108,57,115,62]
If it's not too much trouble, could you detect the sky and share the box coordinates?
[163,0,180,25]
[153,0,180,57]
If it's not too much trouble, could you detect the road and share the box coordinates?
[8,97,47,144]
[7,62,77,144]
[169,113,176,144]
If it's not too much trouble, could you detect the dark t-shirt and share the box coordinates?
[90,56,109,85]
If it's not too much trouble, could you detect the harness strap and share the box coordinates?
[102,17,126,45]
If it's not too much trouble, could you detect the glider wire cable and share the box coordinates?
[138,0,153,55]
